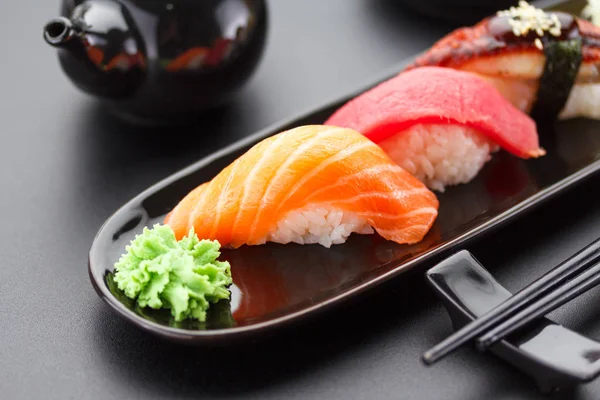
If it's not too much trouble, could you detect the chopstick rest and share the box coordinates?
[423,237,600,364]
[425,250,600,393]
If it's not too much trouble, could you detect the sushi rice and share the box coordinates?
[583,0,600,26]
[378,124,499,192]
[559,84,600,120]
[267,205,373,248]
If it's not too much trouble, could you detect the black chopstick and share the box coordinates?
[476,260,600,350]
[422,237,600,365]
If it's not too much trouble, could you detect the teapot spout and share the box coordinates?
[43,17,75,47]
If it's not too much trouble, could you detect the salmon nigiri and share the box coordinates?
[326,66,543,192]
[165,125,439,248]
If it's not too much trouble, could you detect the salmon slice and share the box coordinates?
[165,125,439,248]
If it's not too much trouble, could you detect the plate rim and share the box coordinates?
[89,153,600,343]
[88,25,600,343]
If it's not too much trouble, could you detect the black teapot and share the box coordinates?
[44,0,268,124]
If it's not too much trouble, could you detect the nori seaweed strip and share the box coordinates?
[530,38,582,121]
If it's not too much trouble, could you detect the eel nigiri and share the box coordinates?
[165,125,439,248]
[325,66,543,192]
[406,1,600,120]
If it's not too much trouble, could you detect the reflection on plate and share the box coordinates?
[105,272,236,330]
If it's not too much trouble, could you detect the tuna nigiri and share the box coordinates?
[325,66,543,192]
[406,1,600,120]
[165,125,439,248]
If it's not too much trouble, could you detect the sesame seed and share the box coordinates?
[497,1,562,40]
[534,38,543,50]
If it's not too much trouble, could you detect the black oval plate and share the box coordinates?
[89,1,600,344]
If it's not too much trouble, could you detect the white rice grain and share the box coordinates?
[584,0,600,26]
[560,83,600,120]
[267,205,373,248]
[378,124,499,192]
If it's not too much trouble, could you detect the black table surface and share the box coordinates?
[4,0,600,399]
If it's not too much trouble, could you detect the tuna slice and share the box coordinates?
[325,66,544,159]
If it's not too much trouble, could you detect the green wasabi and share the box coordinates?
[113,224,232,322]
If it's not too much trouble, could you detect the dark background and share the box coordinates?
[3,0,600,399]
